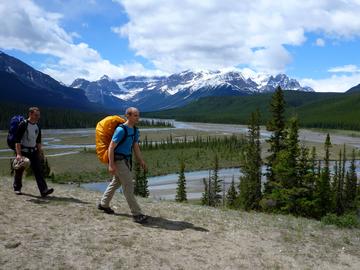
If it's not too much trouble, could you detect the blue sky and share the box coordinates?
[1,0,360,92]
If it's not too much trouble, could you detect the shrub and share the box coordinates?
[321,213,359,228]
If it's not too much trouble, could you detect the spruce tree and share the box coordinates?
[310,147,316,171]
[134,161,142,196]
[344,149,358,210]
[226,176,238,209]
[140,169,149,198]
[134,161,149,197]
[297,144,318,217]
[273,118,300,189]
[334,150,345,215]
[265,86,286,193]
[270,118,304,215]
[308,146,317,192]
[201,178,209,206]
[175,161,187,202]
[316,133,332,217]
[238,110,262,210]
[211,154,222,206]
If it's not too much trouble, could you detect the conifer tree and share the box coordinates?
[175,161,187,202]
[201,178,209,206]
[134,161,142,196]
[332,160,339,202]
[344,149,358,210]
[310,147,317,177]
[211,154,222,206]
[265,86,286,193]
[140,169,149,198]
[316,133,332,217]
[298,145,313,188]
[238,110,262,210]
[226,176,238,209]
[334,150,345,215]
[273,118,299,189]
[134,161,149,197]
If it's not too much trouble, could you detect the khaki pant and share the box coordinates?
[100,160,142,215]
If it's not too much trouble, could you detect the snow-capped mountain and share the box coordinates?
[71,69,314,111]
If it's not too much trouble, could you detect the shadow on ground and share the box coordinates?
[21,193,90,204]
[114,213,208,232]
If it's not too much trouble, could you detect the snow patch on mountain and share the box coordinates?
[6,66,16,74]
[112,88,143,100]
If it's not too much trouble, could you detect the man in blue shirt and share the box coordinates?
[98,107,148,224]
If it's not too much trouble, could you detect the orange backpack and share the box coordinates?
[95,115,126,163]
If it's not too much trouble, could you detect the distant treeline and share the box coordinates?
[144,91,360,131]
[0,102,173,130]
[140,134,245,151]
[139,119,174,128]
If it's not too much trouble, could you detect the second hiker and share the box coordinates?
[98,107,148,224]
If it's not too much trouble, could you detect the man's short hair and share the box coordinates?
[29,107,40,114]
[125,107,139,116]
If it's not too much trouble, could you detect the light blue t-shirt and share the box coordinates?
[112,125,139,156]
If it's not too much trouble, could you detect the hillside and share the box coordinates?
[347,84,360,94]
[296,91,360,130]
[143,91,360,130]
[0,178,359,269]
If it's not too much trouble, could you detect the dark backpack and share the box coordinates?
[7,115,26,150]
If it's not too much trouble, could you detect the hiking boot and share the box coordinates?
[133,214,148,224]
[97,204,115,214]
[14,190,22,195]
[41,188,54,197]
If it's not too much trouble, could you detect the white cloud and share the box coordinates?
[328,64,360,73]
[114,0,360,74]
[315,38,325,47]
[301,64,360,92]
[0,0,164,84]
[300,73,360,92]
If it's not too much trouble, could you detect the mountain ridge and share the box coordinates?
[71,69,314,111]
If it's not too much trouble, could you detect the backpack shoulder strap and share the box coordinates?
[15,119,28,141]
[114,124,128,151]
[133,126,139,144]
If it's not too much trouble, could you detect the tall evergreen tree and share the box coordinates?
[175,160,187,202]
[316,133,332,217]
[273,118,300,189]
[139,169,149,198]
[238,110,262,210]
[226,176,238,209]
[310,147,317,176]
[306,146,318,194]
[269,118,306,215]
[211,154,222,206]
[265,86,286,193]
[344,149,358,210]
[334,150,345,215]
[201,178,209,206]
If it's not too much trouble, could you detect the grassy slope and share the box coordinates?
[1,178,359,270]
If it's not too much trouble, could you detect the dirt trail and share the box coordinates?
[0,178,359,270]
